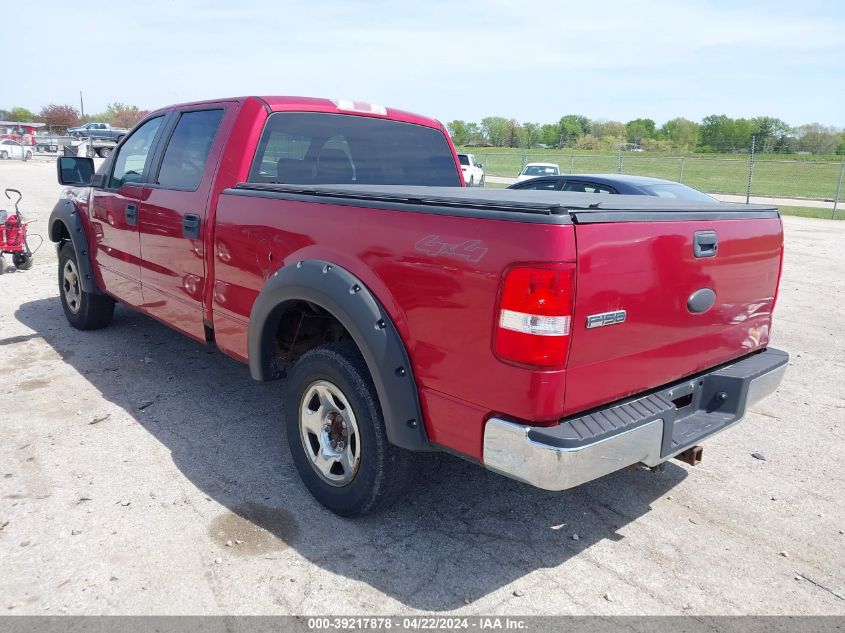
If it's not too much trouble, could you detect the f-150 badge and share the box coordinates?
[586,310,627,329]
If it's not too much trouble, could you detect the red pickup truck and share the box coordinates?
[49,96,788,516]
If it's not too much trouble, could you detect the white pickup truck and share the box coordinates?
[457,153,485,187]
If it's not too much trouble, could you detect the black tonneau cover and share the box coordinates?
[229,183,780,224]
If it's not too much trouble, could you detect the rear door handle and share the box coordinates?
[125,203,138,226]
[183,214,201,239]
[694,230,718,258]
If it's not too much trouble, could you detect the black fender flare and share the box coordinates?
[248,260,430,452]
[48,197,102,294]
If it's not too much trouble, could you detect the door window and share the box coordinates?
[517,179,558,190]
[110,116,164,189]
[561,180,616,194]
[155,109,224,190]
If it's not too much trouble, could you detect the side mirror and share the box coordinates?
[56,156,95,186]
[477,163,483,169]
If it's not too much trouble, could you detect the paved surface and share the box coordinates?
[1,160,843,615]
[485,175,840,210]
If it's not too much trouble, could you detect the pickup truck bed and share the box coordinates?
[48,96,787,516]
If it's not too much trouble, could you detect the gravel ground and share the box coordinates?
[1,159,843,615]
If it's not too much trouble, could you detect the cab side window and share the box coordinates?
[110,116,164,189]
[155,109,224,190]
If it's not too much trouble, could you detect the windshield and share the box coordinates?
[639,183,715,202]
[250,112,461,186]
[523,165,559,176]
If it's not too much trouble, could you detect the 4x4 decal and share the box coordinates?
[414,235,488,263]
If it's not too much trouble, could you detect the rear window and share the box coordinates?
[639,183,715,202]
[249,112,460,187]
[457,154,469,166]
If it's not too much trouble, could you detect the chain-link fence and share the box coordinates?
[472,139,845,219]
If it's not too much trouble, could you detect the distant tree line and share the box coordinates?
[0,103,150,133]
[447,115,845,155]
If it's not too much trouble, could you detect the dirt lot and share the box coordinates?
[1,159,843,615]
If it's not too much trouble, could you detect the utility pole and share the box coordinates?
[80,91,85,118]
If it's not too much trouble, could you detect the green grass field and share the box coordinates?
[779,205,843,220]
[459,147,845,201]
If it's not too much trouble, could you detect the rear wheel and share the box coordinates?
[13,252,33,270]
[0,151,7,160]
[284,341,414,517]
[58,241,115,330]
[0,255,6,275]
[480,175,485,187]
[468,176,474,187]
[98,147,112,158]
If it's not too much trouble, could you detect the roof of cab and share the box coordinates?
[145,96,446,131]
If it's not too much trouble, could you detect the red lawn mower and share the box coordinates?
[0,189,38,274]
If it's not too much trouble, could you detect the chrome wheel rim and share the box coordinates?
[299,380,361,487]
[62,259,81,314]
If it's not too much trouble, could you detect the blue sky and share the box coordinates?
[11,0,844,127]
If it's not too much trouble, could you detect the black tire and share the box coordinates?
[468,176,474,187]
[480,175,485,187]
[0,255,6,275]
[98,147,111,158]
[116,136,125,144]
[0,151,7,160]
[13,252,33,270]
[58,241,115,330]
[284,341,414,517]
[24,151,31,161]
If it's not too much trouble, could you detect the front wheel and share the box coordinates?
[284,341,415,517]
[479,175,485,187]
[0,255,6,275]
[58,241,115,330]
[0,151,7,160]
[24,151,32,161]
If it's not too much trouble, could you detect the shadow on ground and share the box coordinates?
[15,297,687,610]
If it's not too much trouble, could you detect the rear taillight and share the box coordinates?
[494,265,575,368]
[772,240,785,311]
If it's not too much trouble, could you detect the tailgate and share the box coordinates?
[564,216,783,415]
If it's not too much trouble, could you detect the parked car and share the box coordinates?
[508,173,717,202]
[50,95,787,517]
[0,140,32,160]
[67,122,129,142]
[515,162,560,182]
[457,153,485,187]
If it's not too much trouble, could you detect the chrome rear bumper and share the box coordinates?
[483,348,788,491]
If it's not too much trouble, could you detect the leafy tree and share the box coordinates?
[558,114,591,147]
[591,120,626,140]
[753,116,792,153]
[447,120,469,146]
[481,116,510,147]
[538,123,559,147]
[464,122,483,146]
[9,107,35,122]
[794,123,841,154]
[660,118,699,150]
[699,114,737,152]
[625,118,656,145]
[39,104,81,132]
[521,122,543,148]
[505,118,521,147]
